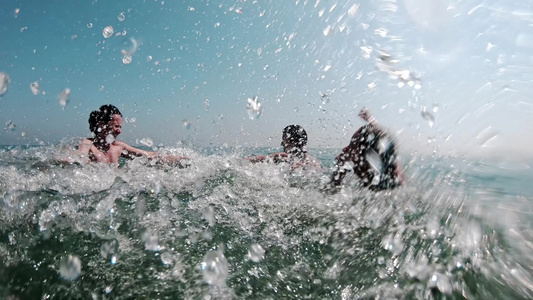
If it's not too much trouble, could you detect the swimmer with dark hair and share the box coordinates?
[75,104,188,166]
[329,108,404,191]
[246,125,321,170]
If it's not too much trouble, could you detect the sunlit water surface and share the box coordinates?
[0,145,532,299]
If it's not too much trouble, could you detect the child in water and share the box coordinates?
[246,125,321,171]
[329,108,404,191]
[75,104,188,167]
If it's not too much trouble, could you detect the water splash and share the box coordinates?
[246,244,265,263]
[58,88,70,107]
[246,96,263,119]
[4,120,16,131]
[140,137,154,147]
[102,26,114,38]
[30,81,40,95]
[421,108,435,128]
[0,72,11,96]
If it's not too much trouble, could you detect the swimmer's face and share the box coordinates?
[108,114,123,138]
[98,114,122,139]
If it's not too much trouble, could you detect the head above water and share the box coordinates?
[88,104,123,136]
[281,125,307,153]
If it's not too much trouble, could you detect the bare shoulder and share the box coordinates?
[78,138,94,152]
[113,140,128,147]
[80,138,93,145]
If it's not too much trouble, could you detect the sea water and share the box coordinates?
[0,145,532,299]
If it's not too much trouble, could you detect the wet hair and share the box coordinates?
[282,125,308,148]
[88,104,122,135]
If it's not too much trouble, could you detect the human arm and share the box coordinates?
[358,108,387,137]
[59,138,93,164]
[117,141,189,163]
[244,152,289,164]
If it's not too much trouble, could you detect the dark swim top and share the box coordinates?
[351,125,400,190]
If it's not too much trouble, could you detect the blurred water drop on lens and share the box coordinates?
[201,249,229,287]
[142,231,162,251]
[0,72,11,96]
[30,81,40,95]
[246,244,265,263]
[105,134,115,145]
[58,88,70,107]
[421,108,435,128]
[160,252,173,265]
[121,37,139,56]
[246,96,262,119]
[87,22,93,28]
[140,137,154,147]
[102,26,114,38]
[59,255,82,281]
[203,206,215,226]
[118,12,125,21]
[182,119,192,129]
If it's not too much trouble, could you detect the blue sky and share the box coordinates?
[1,0,532,159]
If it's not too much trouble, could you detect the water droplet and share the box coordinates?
[30,81,39,95]
[5,120,15,131]
[147,55,153,62]
[102,26,114,38]
[87,22,93,28]
[122,55,132,64]
[323,25,331,36]
[246,96,262,119]
[201,249,229,286]
[182,119,192,129]
[59,255,82,281]
[140,137,154,147]
[247,244,265,262]
[118,12,125,21]
[421,109,434,128]
[58,88,71,107]
[0,72,11,96]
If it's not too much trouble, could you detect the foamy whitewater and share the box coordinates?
[0,144,532,299]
